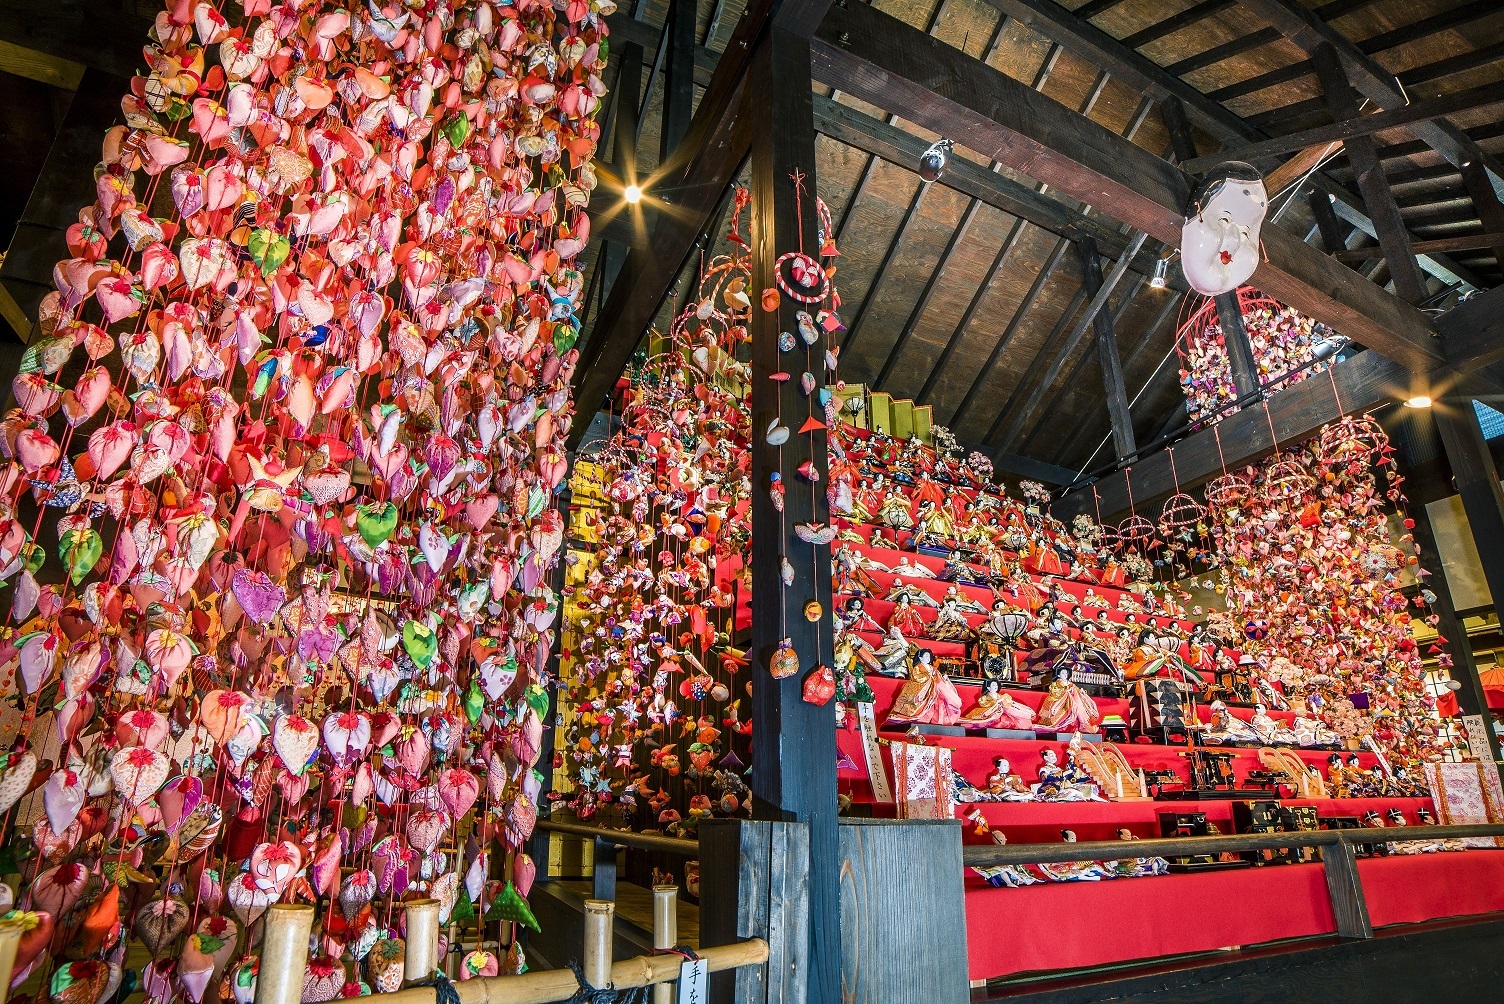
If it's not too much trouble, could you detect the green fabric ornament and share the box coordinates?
[247,228,291,276]
[356,502,399,547]
[463,681,485,725]
[490,880,540,932]
[59,528,102,585]
[402,621,437,668]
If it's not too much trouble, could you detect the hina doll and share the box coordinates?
[879,490,916,531]
[885,649,962,727]
[886,593,928,637]
[913,499,955,547]
[1122,629,1205,689]
[961,680,1036,730]
[1292,715,1342,748]
[1037,831,1115,881]
[1248,704,1299,745]
[929,596,977,643]
[1034,750,1096,801]
[1034,668,1102,734]
[834,548,882,599]
[873,627,915,677]
[837,597,883,634]
[1198,701,1263,746]
[894,556,938,580]
[985,757,1033,800]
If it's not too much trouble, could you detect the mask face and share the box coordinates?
[1181,170,1268,296]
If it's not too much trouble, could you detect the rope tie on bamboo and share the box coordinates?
[433,973,462,1004]
[563,962,650,1004]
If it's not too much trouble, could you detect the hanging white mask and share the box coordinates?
[1180,162,1267,297]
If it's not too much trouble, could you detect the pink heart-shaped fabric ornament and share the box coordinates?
[115,707,170,749]
[145,628,194,689]
[437,768,480,818]
[15,428,60,473]
[157,775,204,834]
[393,728,430,775]
[309,832,343,896]
[272,715,319,775]
[42,769,87,834]
[230,568,285,625]
[249,840,302,894]
[226,873,274,927]
[62,367,111,428]
[322,711,371,767]
[405,808,450,855]
[17,631,60,694]
[86,420,136,481]
[110,746,170,803]
[95,276,142,323]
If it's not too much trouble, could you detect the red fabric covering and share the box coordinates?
[1361,852,1504,927]
[965,851,1504,980]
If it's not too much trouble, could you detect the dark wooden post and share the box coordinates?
[1433,398,1504,769]
[660,0,696,161]
[1214,291,1261,400]
[700,820,811,1004]
[1311,44,1428,304]
[837,820,969,1003]
[1077,237,1136,459]
[746,24,839,1004]
[1322,838,1373,939]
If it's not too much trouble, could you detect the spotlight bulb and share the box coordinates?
[624,184,642,204]
[1405,395,1432,409]
[918,139,954,183]
[1150,257,1169,289]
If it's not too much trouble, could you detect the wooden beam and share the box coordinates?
[987,451,1079,486]
[993,231,1148,451]
[1078,237,1137,458]
[1057,286,1504,520]
[1440,285,1504,371]
[1309,190,1356,254]
[0,67,128,344]
[1163,0,1376,77]
[745,26,839,1004]
[1182,79,1504,176]
[1435,397,1504,654]
[1237,0,1504,197]
[974,0,1476,292]
[811,102,1170,284]
[1120,0,1236,50]
[809,1,1444,372]
[1053,348,1409,521]
[0,40,82,89]
[0,0,148,78]
[948,236,1066,427]
[1312,44,1429,304]
[915,216,1026,406]
[1215,291,1261,399]
[873,199,981,391]
[1332,232,1504,263]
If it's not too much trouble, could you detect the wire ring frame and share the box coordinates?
[1318,413,1389,465]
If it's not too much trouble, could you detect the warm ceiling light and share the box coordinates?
[1405,395,1433,409]
[623,184,642,204]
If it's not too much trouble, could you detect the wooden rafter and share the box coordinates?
[1181,79,1504,176]
[809,1,1444,372]
[1238,0,1504,194]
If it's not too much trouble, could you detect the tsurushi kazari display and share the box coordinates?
[1176,289,1338,423]
[556,204,755,827]
[0,0,611,994]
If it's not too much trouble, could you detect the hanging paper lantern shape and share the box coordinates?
[1175,287,1341,423]
[1203,471,1253,521]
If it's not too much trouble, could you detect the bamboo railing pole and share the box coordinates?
[582,900,615,990]
[651,886,678,1004]
[404,899,441,986]
[372,938,769,1004]
[254,904,315,1004]
[0,915,25,1004]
